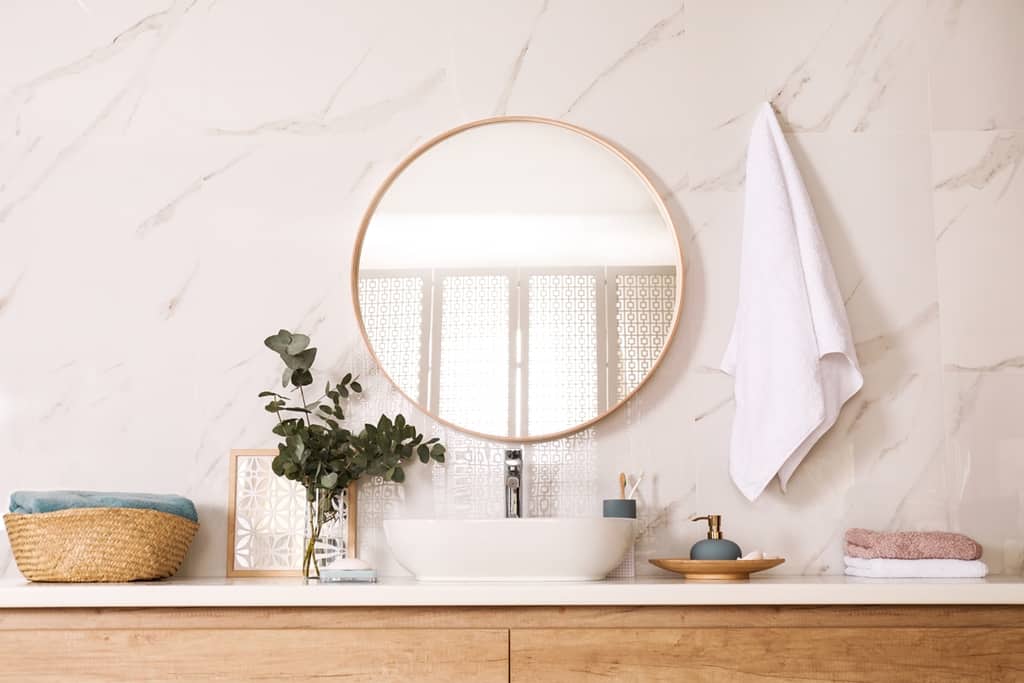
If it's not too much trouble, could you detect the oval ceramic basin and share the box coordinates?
[383,518,634,581]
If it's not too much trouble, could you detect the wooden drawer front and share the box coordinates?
[511,627,1024,682]
[0,628,509,683]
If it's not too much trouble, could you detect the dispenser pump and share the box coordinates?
[691,514,723,540]
[688,514,741,560]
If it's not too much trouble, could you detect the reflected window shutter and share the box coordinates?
[357,272,429,405]
[611,268,677,401]
[524,271,601,436]
[436,272,512,437]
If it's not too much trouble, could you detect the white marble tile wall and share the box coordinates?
[1,0,1021,577]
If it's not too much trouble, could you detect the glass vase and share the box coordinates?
[302,484,354,580]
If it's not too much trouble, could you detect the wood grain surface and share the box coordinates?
[0,628,508,683]
[3,605,1024,682]
[511,627,1024,682]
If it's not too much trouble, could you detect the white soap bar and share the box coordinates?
[325,557,373,570]
[741,550,764,560]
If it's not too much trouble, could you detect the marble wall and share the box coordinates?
[1,0,1021,577]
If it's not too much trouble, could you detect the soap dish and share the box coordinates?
[649,558,785,581]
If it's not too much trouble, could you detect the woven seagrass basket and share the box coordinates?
[4,507,199,582]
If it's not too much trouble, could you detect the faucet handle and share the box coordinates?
[504,449,522,466]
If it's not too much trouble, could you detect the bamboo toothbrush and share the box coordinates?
[618,472,627,499]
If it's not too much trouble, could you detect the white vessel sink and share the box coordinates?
[383,517,634,582]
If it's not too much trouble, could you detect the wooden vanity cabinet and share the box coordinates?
[2,605,1023,682]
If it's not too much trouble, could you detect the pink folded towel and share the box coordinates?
[845,528,982,561]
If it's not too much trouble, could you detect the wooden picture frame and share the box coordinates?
[227,449,358,577]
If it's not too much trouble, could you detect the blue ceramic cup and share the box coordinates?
[603,499,637,519]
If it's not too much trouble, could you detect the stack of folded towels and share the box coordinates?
[844,528,987,578]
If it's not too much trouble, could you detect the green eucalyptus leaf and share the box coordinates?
[264,330,294,353]
[286,334,310,354]
[294,347,316,369]
[262,343,446,496]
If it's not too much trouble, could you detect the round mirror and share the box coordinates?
[353,117,683,443]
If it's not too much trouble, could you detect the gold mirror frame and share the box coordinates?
[351,115,685,444]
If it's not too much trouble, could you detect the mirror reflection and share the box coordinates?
[355,119,682,441]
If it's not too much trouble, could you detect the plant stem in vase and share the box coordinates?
[303,495,319,579]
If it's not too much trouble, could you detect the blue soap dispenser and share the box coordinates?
[689,514,742,560]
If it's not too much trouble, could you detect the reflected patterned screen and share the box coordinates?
[358,268,674,440]
[438,274,511,436]
[615,270,677,400]
[358,275,426,403]
[527,273,599,435]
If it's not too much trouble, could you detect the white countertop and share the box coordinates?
[2,575,1024,608]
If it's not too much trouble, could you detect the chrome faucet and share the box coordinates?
[504,449,523,519]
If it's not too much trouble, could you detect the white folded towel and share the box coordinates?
[844,556,989,579]
[721,103,864,501]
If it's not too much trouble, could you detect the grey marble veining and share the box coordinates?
[1,0,1022,578]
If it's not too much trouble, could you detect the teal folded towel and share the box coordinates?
[9,491,198,523]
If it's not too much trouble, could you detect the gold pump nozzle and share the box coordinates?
[690,514,723,540]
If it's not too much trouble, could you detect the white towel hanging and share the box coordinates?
[721,102,863,502]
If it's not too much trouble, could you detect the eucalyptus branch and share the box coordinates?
[297,385,312,428]
[258,329,445,577]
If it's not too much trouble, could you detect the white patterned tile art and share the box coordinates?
[232,453,305,572]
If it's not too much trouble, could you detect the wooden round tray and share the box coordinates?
[649,558,785,580]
